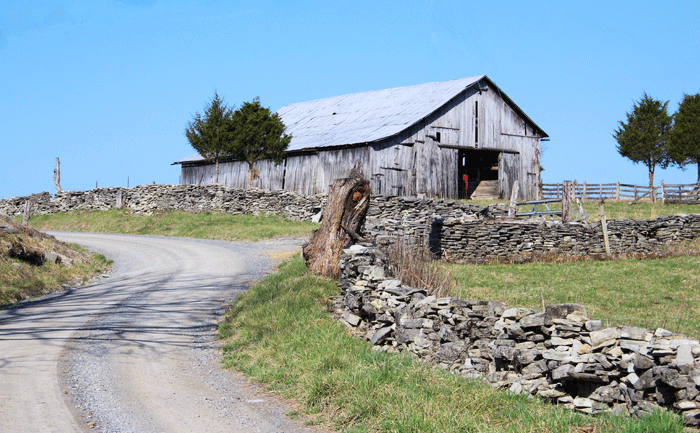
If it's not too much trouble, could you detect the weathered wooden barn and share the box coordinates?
[174,76,548,200]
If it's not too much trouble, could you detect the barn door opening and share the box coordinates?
[458,149,500,199]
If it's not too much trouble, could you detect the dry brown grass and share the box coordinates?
[386,237,454,297]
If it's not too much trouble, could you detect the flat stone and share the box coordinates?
[633,353,655,371]
[502,307,536,320]
[619,325,650,341]
[342,312,361,327]
[414,296,437,308]
[675,400,700,410]
[370,326,393,345]
[573,397,594,408]
[577,344,592,355]
[519,313,548,328]
[677,344,695,367]
[590,328,620,347]
[585,320,603,332]
[545,303,586,320]
[538,388,566,398]
[619,339,649,353]
[552,364,573,380]
[550,337,575,346]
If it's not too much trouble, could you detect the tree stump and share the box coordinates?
[303,164,370,278]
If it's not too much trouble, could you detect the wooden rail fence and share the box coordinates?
[542,181,700,204]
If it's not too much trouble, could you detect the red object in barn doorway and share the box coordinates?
[462,175,468,197]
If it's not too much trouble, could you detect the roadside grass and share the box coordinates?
[219,254,684,433]
[448,242,700,338]
[27,209,319,241]
[0,231,112,307]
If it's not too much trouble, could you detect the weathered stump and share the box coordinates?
[303,165,370,278]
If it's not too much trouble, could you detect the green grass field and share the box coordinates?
[470,199,700,222]
[27,209,319,241]
[448,249,700,338]
[218,255,685,433]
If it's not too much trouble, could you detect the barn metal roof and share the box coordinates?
[277,75,484,151]
[174,76,546,164]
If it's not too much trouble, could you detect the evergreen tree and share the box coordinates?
[231,97,291,184]
[185,92,235,184]
[613,93,672,201]
[668,92,700,182]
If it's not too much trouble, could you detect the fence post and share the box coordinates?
[582,182,587,202]
[616,181,620,200]
[116,189,124,209]
[508,180,519,218]
[660,181,665,205]
[562,180,571,222]
[634,185,638,201]
[600,202,611,255]
[22,201,31,226]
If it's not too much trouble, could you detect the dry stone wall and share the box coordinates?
[430,215,700,261]
[0,185,326,221]
[1,185,698,260]
[334,245,700,426]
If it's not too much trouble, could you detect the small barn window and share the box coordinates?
[435,131,441,143]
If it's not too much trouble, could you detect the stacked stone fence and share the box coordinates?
[2,185,699,261]
[430,215,700,262]
[334,244,700,426]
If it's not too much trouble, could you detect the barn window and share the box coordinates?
[435,131,441,143]
[474,101,479,147]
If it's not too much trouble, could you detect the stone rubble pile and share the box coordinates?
[334,245,700,426]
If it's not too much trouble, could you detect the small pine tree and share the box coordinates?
[184,92,235,184]
[668,92,700,182]
[613,93,672,201]
[231,97,291,185]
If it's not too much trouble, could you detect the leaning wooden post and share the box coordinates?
[53,157,62,193]
[561,180,572,222]
[508,180,519,218]
[600,201,611,256]
[22,201,31,226]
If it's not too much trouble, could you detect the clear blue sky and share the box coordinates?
[1,0,698,199]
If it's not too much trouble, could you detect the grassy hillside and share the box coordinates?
[1,216,111,307]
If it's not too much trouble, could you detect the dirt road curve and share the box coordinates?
[0,233,326,433]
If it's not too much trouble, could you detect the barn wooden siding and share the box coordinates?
[179,77,544,200]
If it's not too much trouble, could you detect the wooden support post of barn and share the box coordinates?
[561,181,572,222]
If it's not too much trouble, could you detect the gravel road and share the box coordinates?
[0,232,328,433]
